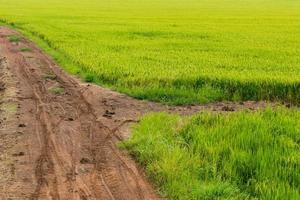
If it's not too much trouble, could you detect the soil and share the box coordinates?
[0,27,275,200]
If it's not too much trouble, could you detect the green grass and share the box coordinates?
[48,86,64,94]
[123,108,300,199]
[8,35,21,43]
[20,47,32,52]
[0,0,300,104]
[43,73,57,80]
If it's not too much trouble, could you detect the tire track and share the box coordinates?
[0,27,160,200]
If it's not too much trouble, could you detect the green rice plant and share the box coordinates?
[123,107,300,199]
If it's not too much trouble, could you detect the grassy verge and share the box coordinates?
[123,108,300,199]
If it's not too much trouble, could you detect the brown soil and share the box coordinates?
[0,27,274,200]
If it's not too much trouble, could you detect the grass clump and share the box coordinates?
[48,86,64,94]
[123,108,300,199]
[84,73,95,83]
[8,35,20,43]
[20,47,32,52]
[43,73,57,80]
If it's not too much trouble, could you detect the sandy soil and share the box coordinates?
[0,27,273,200]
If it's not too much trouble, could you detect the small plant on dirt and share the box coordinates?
[20,47,32,52]
[48,86,64,94]
[8,35,21,43]
[43,74,57,80]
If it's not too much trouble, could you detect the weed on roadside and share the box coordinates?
[43,74,57,80]
[20,47,32,52]
[8,35,21,43]
[48,86,64,94]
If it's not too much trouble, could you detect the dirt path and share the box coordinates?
[0,27,272,200]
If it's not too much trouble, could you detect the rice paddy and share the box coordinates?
[1,1,300,199]
[1,0,300,104]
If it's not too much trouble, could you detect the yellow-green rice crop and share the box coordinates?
[0,0,300,104]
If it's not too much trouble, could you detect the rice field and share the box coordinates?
[1,1,300,199]
[1,0,300,104]
[123,108,300,199]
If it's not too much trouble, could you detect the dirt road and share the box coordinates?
[0,27,272,200]
[0,27,163,200]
